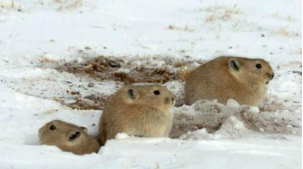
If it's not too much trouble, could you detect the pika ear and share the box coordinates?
[228,59,241,71]
[80,127,88,133]
[127,89,138,100]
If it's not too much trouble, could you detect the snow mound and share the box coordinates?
[171,100,301,139]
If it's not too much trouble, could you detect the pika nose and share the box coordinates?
[270,73,274,80]
[267,73,274,80]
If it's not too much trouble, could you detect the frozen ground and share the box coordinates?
[0,0,301,169]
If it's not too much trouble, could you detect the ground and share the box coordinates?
[0,0,301,169]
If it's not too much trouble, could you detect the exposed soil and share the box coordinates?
[54,93,108,110]
[40,55,203,110]
[54,55,200,84]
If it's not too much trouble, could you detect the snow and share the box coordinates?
[226,99,241,108]
[0,137,300,169]
[0,0,302,169]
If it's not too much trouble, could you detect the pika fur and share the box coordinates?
[99,84,175,145]
[39,120,100,155]
[185,56,274,106]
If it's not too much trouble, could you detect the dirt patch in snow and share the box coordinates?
[170,100,302,138]
[54,93,108,110]
[54,55,200,84]
[38,55,203,109]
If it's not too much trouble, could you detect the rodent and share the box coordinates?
[39,120,100,155]
[99,84,175,145]
[185,56,274,106]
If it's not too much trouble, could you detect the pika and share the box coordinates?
[39,120,100,155]
[99,84,175,145]
[185,56,274,106]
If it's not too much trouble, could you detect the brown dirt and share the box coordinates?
[52,93,109,110]
[55,55,195,84]
[40,55,204,110]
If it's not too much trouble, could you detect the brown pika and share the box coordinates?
[185,56,274,106]
[99,84,175,145]
[39,120,100,155]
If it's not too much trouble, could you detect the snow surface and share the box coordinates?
[0,0,302,169]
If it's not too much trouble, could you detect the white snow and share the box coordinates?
[0,0,301,169]
[248,106,260,114]
[226,99,241,108]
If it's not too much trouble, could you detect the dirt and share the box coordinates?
[55,55,196,84]
[170,101,302,138]
[55,94,108,110]
[39,55,204,110]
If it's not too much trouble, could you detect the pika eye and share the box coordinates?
[256,64,262,69]
[153,90,160,95]
[49,125,56,130]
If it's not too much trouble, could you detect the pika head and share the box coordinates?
[122,85,175,112]
[228,58,274,85]
[39,120,99,155]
